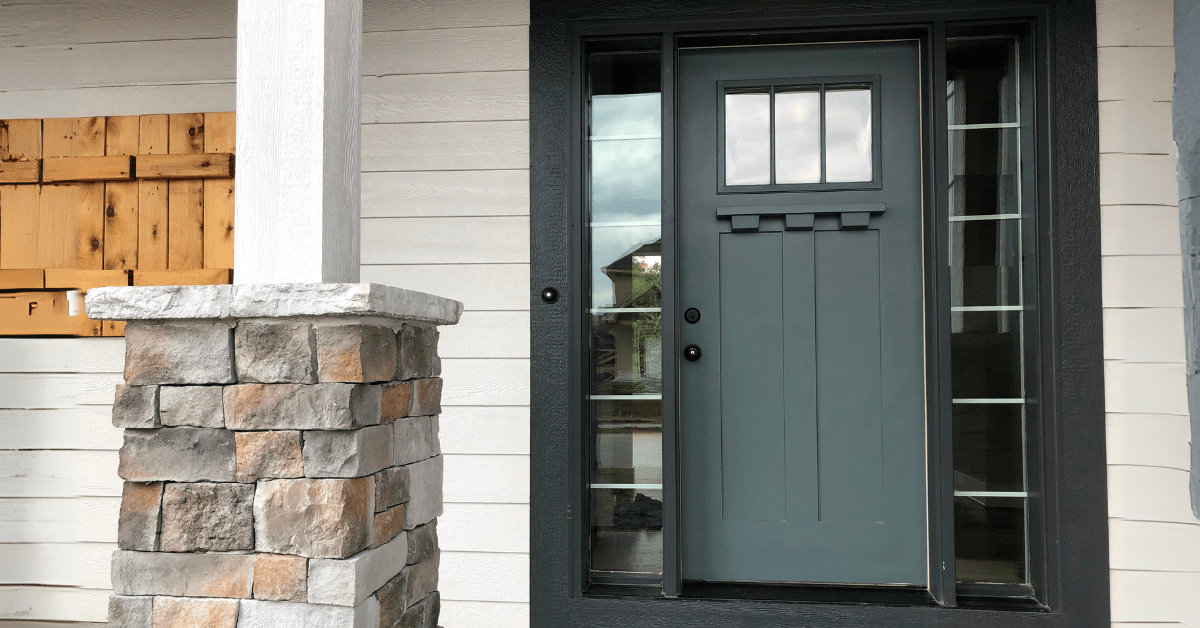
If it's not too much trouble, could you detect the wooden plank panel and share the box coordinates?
[42,118,105,157]
[167,180,203,269]
[137,153,233,179]
[0,542,114,589]
[0,0,236,47]
[362,170,529,219]
[0,291,92,336]
[1098,47,1175,103]
[0,161,39,184]
[168,112,204,154]
[0,496,121,543]
[203,178,234,269]
[362,121,528,172]
[0,185,40,268]
[362,216,529,264]
[133,269,231,286]
[1110,519,1200,572]
[136,180,167,270]
[42,155,133,182]
[44,269,129,291]
[35,185,80,268]
[0,39,235,93]
[361,0,529,32]
[360,263,529,311]
[1097,0,1173,47]
[1100,101,1175,156]
[1103,308,1186,363]
[103,181,138,270]
[204,112,235,153]
[1102,206,1182,256]
[0,119,42,161]
[362,72,528,124]
[0,449,119,496]
[104,115,139,156]
[138,115,169,155]
[73,183,104,270]
[1110,570,1200,625]
[440,358,529,406]
[0,84,236,121]
[362,26,527,76]
[0,269,44,290]
[1108,465,1196,524]
[440,311,530,358]
[0,373,121,409]
[1100,154,1179,206]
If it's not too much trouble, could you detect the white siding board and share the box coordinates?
[440,311,530,359]
[0,83,236,120]
[1099,100,1176,155]
[0,339,124,373]
[0,408,123,451]
[360,263,530,311]
[1104,362,1189,415]
[362,216,529,264]
[362,170,529,218]
[1097,46,1175,102]
[1108,465,1197,524]
[362,121,530,172]
[1096,0,1174,46]
[1100,255,1184,308]
[440,551,528,603]
[440,406,530,455]
[0,498,121,544]
[0,451,120,498]
[362,26,527,76]
[444,454,529,504]
[0,587,109,622]
[441,358,529,407]
[440,503,529,553]
[1106,414,1191,470]
[438,601,529,628]
[1109,519,1200,572]
[0,38,235,92]
[1101,206,1182,256]
[0,0,234,47]
[0,374,121,409]
[1102,308,1186,362]
[0,543,113,589]
[1099,153,1180,206]
[363,72,529,123]
[1110,571,1200,625]
[364,0,529,32]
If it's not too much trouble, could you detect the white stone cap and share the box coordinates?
[85,283,463,325]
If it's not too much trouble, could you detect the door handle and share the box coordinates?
[684,344,702,361]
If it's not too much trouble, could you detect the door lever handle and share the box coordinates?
[684,344,702,361]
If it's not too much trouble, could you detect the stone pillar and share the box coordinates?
[87,284,461,628]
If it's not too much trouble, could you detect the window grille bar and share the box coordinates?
[591,483,665,490]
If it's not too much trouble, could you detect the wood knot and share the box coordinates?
[106,205,116,218]
[91,238,100,251]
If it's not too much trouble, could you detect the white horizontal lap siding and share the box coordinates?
[359,2,531,627]
[1097,1,1199,626]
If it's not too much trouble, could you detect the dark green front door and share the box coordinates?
[678,40,927,585]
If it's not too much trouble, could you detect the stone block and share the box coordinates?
[302,424,394,478]
[236,431,304,483]
[376,554,439,621]
[253,554,308,602]
[225,384,382,431]
[112,385,159,428]
[159,386,224,428]
[160,482,254,552]
[380,381,412,423]
[317,324,398,383]
[408,379,441,417]
[236,597,380,628]
[429,416,441,456]
[383,591,439,628]
[152,596,239,628]
[118,427,236,482]
[124,322,235,385]
[401,456,442,530]
[374,466,410,513]
[392,416,433,467]
[406,521,438,566]
[108,595,153,628]
[396,325,437,380]
[118,481,163,551]
[373,503,406,549]
[254,477,374,559]
[236,321,317,384]
[111,550,254,598]
[307,530,408,607]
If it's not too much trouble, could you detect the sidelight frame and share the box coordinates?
[531,1,1107,626]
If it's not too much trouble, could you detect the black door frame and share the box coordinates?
[530,1,1108,626]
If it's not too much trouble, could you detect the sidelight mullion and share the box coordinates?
[660,31,681,598]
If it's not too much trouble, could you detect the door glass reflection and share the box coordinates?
[774,91,821,184]
[725,92,772,185]
[825,88,873,182]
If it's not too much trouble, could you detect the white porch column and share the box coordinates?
[234,0,363,284]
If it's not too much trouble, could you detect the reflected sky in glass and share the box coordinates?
[774,91,821,184]
[825,88,873,182]
[725,93,771,185]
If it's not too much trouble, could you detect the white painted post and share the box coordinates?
[234,0,363,284]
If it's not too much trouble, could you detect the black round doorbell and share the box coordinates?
[540,287,559,304]
[684,307,702,324]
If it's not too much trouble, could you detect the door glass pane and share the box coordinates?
[824,88,873,182]
[725,92,771,185]
[588,50,663,578]
[774,90,821,184]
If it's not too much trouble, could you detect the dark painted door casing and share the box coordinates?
[678,40,927,585]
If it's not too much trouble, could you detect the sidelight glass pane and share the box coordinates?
[951,311,1023,399]
[947,38,1018,126]
[954,496,1026,584]
[725,92,772,185]
[954,404,1025,493]
[774,90,821,184]
[588,50,664,581]
[949,218,1021,308]
[825,88,873,183]
[949,128,1020,216]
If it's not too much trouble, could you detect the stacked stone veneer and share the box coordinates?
[86,284,462,628]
